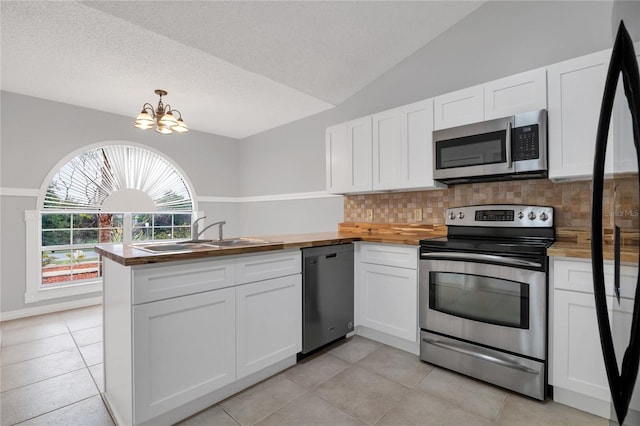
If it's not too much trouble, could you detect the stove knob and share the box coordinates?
[540,212,548,222]
[449,212,456,220]
[517,211,524,219]
[528,211,537,220]
[458,212,465,219]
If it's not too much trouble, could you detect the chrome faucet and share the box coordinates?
[191,216,226,241]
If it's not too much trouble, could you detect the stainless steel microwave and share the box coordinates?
[433,110,547,184]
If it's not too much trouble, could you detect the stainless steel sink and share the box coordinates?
[130,238,280,253]
[207,238,279,247]
[131,241,219,253]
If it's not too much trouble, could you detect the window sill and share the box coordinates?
[25,280,102,303]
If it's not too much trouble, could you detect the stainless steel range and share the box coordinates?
[419,204,554,400]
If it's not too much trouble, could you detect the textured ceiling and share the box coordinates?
[1,1,485,139]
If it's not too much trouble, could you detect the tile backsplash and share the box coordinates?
[344,177,639,228]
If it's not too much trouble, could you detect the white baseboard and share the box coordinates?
[356,326,420,355]
[553,386,611,420]
[0,297,103,321]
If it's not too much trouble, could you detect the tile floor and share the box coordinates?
[1,305,608,426]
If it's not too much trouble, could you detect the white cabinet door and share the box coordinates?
[347,116,373,193]
[325,122,348,194]
[611,44,640,175]
[434,85,484,130]
[547,49,613,180]
[133,288,236,424]
[552,289,611,402]
[358,262,417,342]
[325,117,372,194]
[484,67,547,120]
[402,99,438,190]
[612,297,640,412]
[372,106,403,191]
[236,274,302,379]
[372,100,437,191]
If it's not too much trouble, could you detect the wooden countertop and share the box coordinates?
[549,227,639,263]
[547,241,639,263]
[95,222,447,267]
[96,232,357,266]
[96,221,640,266]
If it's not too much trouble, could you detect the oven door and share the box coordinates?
[419,256,546,360]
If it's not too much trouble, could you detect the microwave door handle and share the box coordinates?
[505,120,513,169]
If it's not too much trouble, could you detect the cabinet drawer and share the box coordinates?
[552,258,638,298]
[235,250,301,285]
[133,259,235,304]
[358,243,417,269]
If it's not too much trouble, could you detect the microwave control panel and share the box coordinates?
[512,124,539,161]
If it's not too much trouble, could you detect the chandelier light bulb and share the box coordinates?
[134,90,188,134]
[173,118,189,133]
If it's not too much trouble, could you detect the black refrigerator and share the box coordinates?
[592,3,640,425]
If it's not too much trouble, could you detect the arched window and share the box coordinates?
[43,145,193,211]
[26,144,197,302]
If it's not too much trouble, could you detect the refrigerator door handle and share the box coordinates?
[592,20,640,425]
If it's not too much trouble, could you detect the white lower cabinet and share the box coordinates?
[551,257,639,419]
[355,243,419,353]
[552,289,610,403]
[104,250,302,426]
[133,288,236,424]
[359,262,417,341]
[236,274,302,379]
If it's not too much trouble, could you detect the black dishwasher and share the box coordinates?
[301,243,354,354]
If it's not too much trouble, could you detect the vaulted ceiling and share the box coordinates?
[1,1,485,138]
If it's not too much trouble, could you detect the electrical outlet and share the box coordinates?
[366,209,373,221]
[415,208,423,222]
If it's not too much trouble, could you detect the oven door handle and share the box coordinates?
[420,252,541,268]
[422,337,540,375]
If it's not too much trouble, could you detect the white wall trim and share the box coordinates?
[0,296,103,321]
[0,187,39,197]
[3,188,342,204]
[198,191,342,203]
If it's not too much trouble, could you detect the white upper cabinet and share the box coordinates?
[484,68,547,120]
[325,117,372,194]
[372,99,440,191]
[434,85,484,130]
[611,43,640,176]
[547,49,613,180]
[548,45,640,181]
[325,122,348,194]
[434,68,547,131]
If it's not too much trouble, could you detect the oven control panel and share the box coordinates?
[445,204,553,227]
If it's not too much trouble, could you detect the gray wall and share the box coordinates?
[0,92,240,314]
[238,1,615,197]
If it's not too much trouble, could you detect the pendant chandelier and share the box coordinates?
[134,89,189,134]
